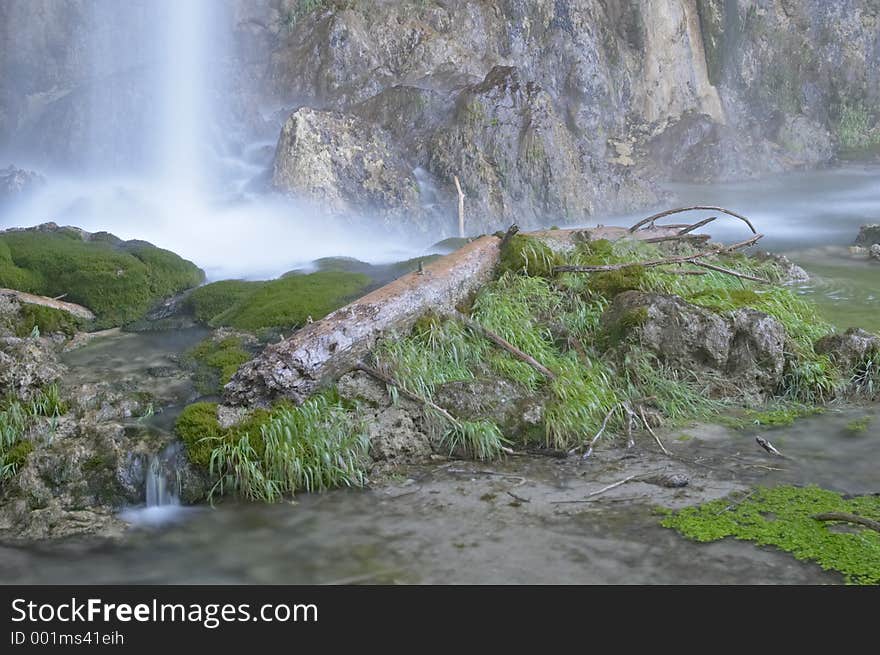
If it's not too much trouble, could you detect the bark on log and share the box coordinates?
[0,288,95,321]
[224,235,503,406]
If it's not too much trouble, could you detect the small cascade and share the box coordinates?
[145,451,180,508]
[121,442,188,527]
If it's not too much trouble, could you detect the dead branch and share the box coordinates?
[642,233,712,245]
[355,362,458,425]
[455,311,556,381]
[677,216,718,236]
[552,473,651,503]
[629,206,757,234]
[506,489,531,503]
[553,234,764,275]
[812,512,880,533]
[691,261,772,284]
[639,405,670,456]
[575,404,619,458]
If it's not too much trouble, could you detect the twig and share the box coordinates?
[677,216,718,235]
[355,362,458,425]
[552,473,642,504]
[812,512,880,532]
[455,311,556,380]
[714,489,757,516]
[639,406,670,456]
[629,206,757,234]
[691,261,772,284]
[552,234,764,275]
[506,490,531,503]
[574,404,619,458]
[642,233,712,245]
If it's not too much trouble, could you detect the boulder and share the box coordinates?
[272,108,425,228]
[433,378,543,440]
[601,291,786,402]
[855,224,880,248]
[0,336,65,397]
[815,328,880,372]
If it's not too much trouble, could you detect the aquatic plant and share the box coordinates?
[662,485,880,585]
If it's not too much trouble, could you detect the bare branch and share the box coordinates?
[629,206,757,234]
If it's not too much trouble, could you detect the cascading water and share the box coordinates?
[145,452,180,509]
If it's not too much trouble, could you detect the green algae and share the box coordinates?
[662,485,880,585]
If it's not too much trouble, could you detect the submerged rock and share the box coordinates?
[601,291,785,402]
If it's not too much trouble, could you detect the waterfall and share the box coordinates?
[145,452,180,508]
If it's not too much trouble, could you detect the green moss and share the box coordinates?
[498,235,563,278]
[188,271,370,331]
[745,405,825,429]
[174,402,223,468]
[662,486,880,584]
[588,265,646,298]
[836,102,880,151]
[0,229,204,328]
[602,306,649,347]
[845,416,872,434]
[13,304,81,337]
[185,336,252,394]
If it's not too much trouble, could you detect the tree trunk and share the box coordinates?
[0,288,95,321]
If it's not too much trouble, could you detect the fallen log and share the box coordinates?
[224,235,503,406]
[223,221,743,408]
[0,288,95,321]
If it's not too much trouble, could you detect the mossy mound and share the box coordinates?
[175,401,271,469]
[184,336,253,395]
[12,304,81,337]
[174,393,369,501]
[662,485,880,585]
[187,271,371,332]
[0,227,204,328]
[498,234,563,277]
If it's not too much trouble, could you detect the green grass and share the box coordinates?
[0,383,66,481]
[186,271,371,332]
[175,394,369,502]
[662,485,880,584]
[0,229,204,328]
[837,102,880,151]
[498,235,563,278]
[184,336,252,395]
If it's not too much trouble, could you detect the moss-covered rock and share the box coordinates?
[174,401,272,469]
[0,225,204,328]
[186,271,370,332]
[12,304,81,337]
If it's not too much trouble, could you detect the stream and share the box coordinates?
[0,165,878,584]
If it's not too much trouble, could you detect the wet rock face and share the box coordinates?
[0,337,65,398]
[815,328,880,372]
[272,107,425,228]
[856,224,880,248]
[602,291,785,402]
